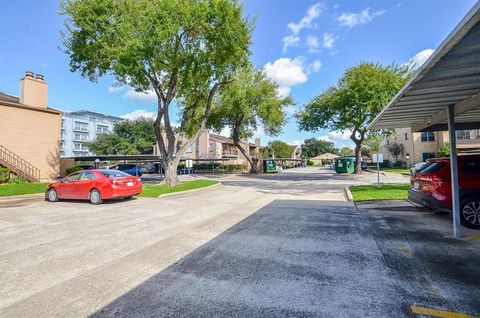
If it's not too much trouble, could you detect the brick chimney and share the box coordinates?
[20,71,48,109]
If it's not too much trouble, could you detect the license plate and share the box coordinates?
[127,182,133,187]
[413,182,420,190]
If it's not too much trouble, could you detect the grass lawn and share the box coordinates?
[367,166,411,177]
[0,182,49,197]
[349,183,410,202]
[139,180,219,198]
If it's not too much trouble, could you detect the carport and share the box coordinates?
[369,2,480,238]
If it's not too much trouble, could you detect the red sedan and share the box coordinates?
[45,170,142,204]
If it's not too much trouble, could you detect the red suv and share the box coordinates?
[408,154,480,229]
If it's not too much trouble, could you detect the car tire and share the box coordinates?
[47,188,58,202]
[89,189,103,205]
[460,196,480,229]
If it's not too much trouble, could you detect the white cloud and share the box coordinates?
[288,139,304,146]
[123,88,157,102]
[253,126,265,140]
[283,105,298,115]
[283,35,301,53]
[288,3,325,35]
[107,86,123,93]
[283,3,325,53]
[405,49,434,69]
[318,135,333,142]
[306,35,320,53]
[322,32,335,48]
[337,8,385,28]
[328,130,351,140]
[122,109,156,120]
[264,57,308,98]
[308,60,322,74]
[219,126,231,138]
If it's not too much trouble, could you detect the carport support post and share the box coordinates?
[447,105,461,238]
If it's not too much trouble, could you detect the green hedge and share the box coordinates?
[0,166,10,184]
[65,166,84,175]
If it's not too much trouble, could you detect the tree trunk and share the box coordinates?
[233,140,258,173]
[354,145,362,174]
[350,129,364,174]
[162,159,180,187]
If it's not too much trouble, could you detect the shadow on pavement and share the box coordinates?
[88,198,480,317]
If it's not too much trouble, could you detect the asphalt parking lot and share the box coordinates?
[0,167,479,317]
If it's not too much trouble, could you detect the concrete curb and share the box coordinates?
[343,186,353,202]
[158,182,221,199]
[0,192,45,202]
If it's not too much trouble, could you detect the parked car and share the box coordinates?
[110,164,143,176]
[410,161,428,178]
[408,155,480,229]
[46,170,142,204]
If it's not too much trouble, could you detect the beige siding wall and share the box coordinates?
[0,104,61,180]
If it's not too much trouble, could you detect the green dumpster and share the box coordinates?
[263,160,277,173]
[335,156,355,174]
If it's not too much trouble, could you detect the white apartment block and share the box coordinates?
[61,110,123,157]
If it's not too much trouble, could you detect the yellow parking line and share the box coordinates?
[410,305,478,318]
[464,236,480,241]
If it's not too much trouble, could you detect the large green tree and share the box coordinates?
[61,0,252,185]
[302,138,338,158]
[209,66,291,172]
[266,140,293,159]
[86,118,156,155]
[297,62,410,173]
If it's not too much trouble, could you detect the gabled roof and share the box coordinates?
[209,133,259,147]
[0,92,20,103]
[0,91,61,115]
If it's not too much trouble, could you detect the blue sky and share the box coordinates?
[0,0,477,148]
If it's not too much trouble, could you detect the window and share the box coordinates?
[422,152,436,161]
[186,144,193,153]
[61,130,66,139]
[456,130,471,140]
[421,161,446,174]
[89,116,97,122]
[74,121,88,131]
[61,119,65,128]
[73,142,88,151]
[65,172,82,181]
[421,132,435,142]
[100,170,131,178]
[80,171,97,180]
[60,140,65,150]
[74,133,88,141]
[461,161,480,174]
[97,125,109,134]
[477,130,480,139]
[404,133,408,141]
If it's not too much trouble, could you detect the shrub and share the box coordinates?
[7,175,29,184]
[65,166,84,175]
[306,159,314,166]
[0,166,11,183]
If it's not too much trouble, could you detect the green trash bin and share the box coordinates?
[263,159,277,173]
[335,156,355,174]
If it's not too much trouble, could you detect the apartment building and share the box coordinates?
[0,72,62,181]
[154,130,261,169]
[380,127,480,165]
[61,111,123,157]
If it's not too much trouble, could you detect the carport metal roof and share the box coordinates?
[369,1,480,132]
[368,2,480,239]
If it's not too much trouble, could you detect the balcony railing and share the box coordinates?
[222,149,238,157]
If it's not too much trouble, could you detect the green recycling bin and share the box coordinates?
[263,159,277,173]
[335,156,355,174]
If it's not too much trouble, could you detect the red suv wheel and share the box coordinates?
[461,197,480,229]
